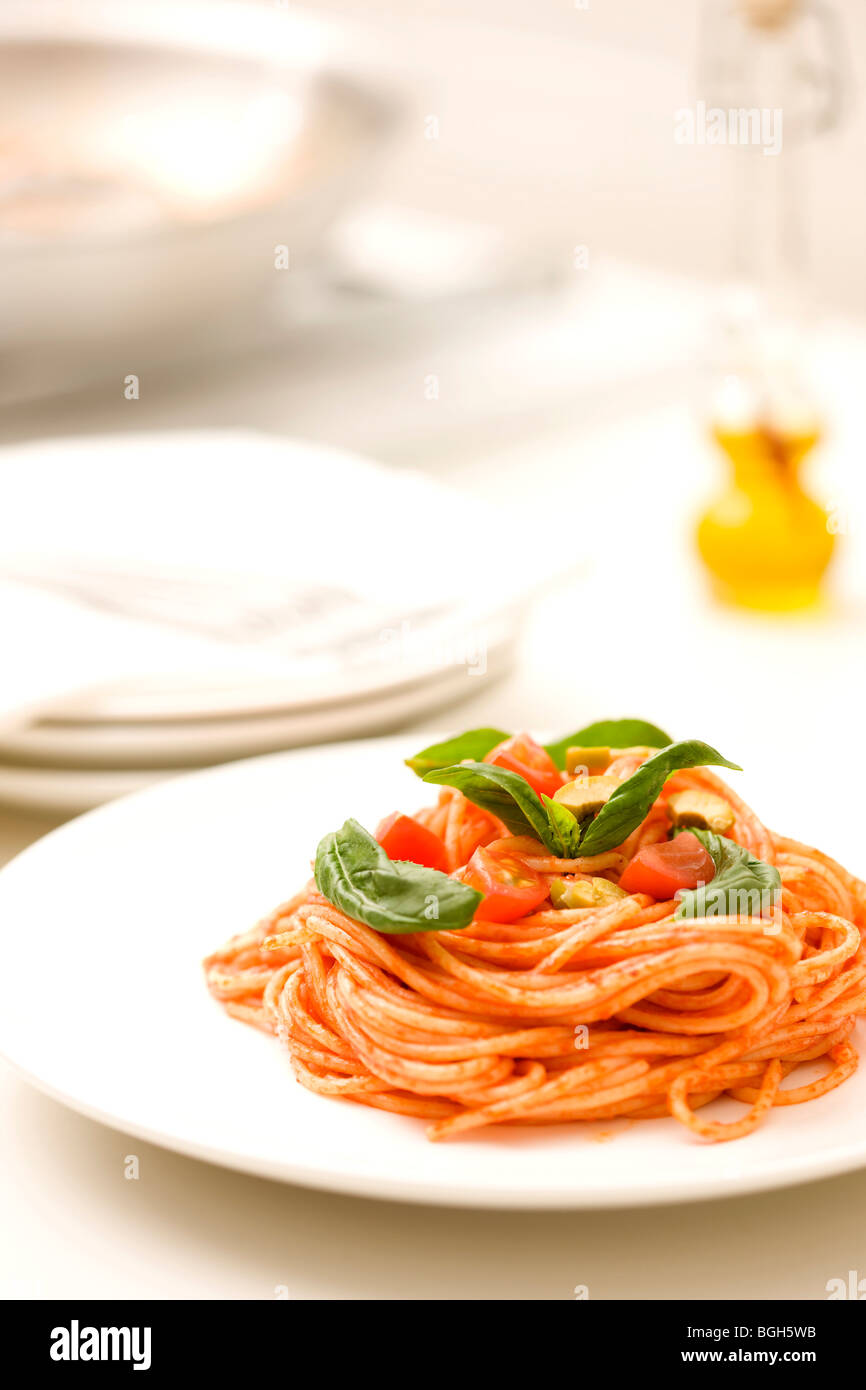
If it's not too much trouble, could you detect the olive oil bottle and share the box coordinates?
[695,0,843,611]
[698,413,834,611]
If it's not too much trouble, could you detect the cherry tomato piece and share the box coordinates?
[461,845,550,922]
[375,813,448,871]
[619,832,716,900]
[483,733,563,800]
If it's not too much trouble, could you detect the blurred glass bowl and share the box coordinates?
[0,0,400,345]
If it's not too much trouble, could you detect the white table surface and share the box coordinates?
[3,264,866,1300]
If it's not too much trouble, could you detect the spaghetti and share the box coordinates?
[205,753,866,1143]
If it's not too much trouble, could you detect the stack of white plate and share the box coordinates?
[0,432,544,813]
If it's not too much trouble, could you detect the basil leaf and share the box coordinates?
[541,795,583,857]
[544,718,672,769]
[405,727,510,778]
[314,819,481,933]
[407,718,672,777]
[675,829,781,920]
[422,761,580,856]
[577,740,742,856]
[422,761,551,841]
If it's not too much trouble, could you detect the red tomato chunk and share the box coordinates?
[619,832,716,900]
[483,734,562,799]
[375,813,448,872]
[461,845,550,922]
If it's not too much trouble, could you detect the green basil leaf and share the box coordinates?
[541,795,583,857]
[544,718,673,769]
[314,819,481,933]
[405,727,510,778]
[422,761,551,841]
[577,740,742,856]
[674,829,781,920]
[423,762,581,857]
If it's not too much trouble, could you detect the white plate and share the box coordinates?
[0,735,865,1209]
[0,634,516,778]
[0,661,513,815]
[0,431,548,728]
[0,763,166,815]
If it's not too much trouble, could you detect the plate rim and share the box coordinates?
[5,1042,866,1210]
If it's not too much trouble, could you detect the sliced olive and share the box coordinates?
[551,876,628,908]
[667,789,735,834]
[565,746,611,775]
[552,774,620,818]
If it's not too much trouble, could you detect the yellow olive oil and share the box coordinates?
[697,421,835,611]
